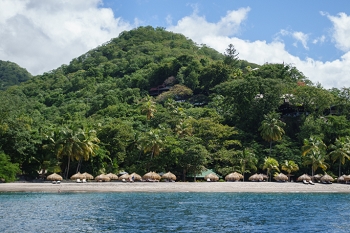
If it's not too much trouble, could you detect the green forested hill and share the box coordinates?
[1,26,350,182]
[0,60,32,90]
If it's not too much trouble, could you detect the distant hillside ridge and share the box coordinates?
[0,60,32,90]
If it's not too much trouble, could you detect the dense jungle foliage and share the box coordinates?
[1,26,350,182]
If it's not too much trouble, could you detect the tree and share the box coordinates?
[139,128,164,159]
[263,157,280,182]
[328,137,350,177]
[301,136,327,178]
[224,44,239,67]
[141,95,157,120]
[281,160,299,182]
[53,127,100,179]
[236,148,257,181]
[259,112,286,154]
[0,152,20,182]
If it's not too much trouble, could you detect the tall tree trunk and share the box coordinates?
[182,168,186,182]
[269,142,272,155]
[339,158,342,178]
[66,156,71,180]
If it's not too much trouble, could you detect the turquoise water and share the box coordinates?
[0,192,349,232]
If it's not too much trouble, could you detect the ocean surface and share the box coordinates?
[0,192,349,232]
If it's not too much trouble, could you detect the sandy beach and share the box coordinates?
[1,181,350,193]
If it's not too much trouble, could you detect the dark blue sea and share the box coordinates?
[0,192,349,232]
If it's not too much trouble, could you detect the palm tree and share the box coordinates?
[263,157,280,181]
[281,160,299,182]
[139,128,164,159]
[175,119,193,138]
[328,136,350,177]
[141,95,157,120]
[236,148,257,181]
[259,112,286,154]
[301,136,327,157]
[303,150,328,178]
[301,136,327,178]
[54,127,99,179]
[75,129,100,173]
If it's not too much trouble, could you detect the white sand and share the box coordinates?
[1,181,350,193]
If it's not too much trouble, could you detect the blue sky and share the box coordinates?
[1,0,350,89]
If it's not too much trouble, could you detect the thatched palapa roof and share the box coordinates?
[162,172,176,181]
[95,174,111,182]
[320,174,334,183]
[106,173,119,180]
[204,173,219,182]
[130,173,142,181]
[70,172,85,180]
[225,172,243,181]
[82,172,94,180]
[297,174,311,182]
[47,173,63,181]
[143,172,161,181]
[119,173,130,181]
[249,173,263,182]
[273,173,288,182]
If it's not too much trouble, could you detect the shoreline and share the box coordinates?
[1,182,350,193]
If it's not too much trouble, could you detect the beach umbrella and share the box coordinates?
[320,174,334,183]
[118,173,130,181]
[46,173,63,181]
[95,174,111,182]
[273,173,288,182]
[297,174,311,182]
[70,172,85,180]
[337,175,345,183]
[249,173,263,182]
[82,172,94,180]
[143,172,161,181]
[225,172,243,181]
[162,172,177,181]
[130,173,142,181]
[343,175,350,182]
[106,173,119,180]
[204,173,219,182]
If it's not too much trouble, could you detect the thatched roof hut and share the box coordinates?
[118,173,130,181]
[337,175,345,183]
[162,172,176,181]
[273,173,288,182]
[225,172,243,182]
[204,173,219,182]
[70,172,85,180]
[106,173,119,180]
[320,174,334,183]
[297,174,311,182]
[143,172,161,181]
[82,172,94,180]
[343,175,350,182]
[95,174,111,182]
[249,173,263,182]
[47,173,63,181]
[130,173,142,181]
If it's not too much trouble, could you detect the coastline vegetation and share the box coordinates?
[1,26,350,182]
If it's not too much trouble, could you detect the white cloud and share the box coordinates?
[0,0,132,75]
[292,31,309,50]
[312,35,326,44]
[167,7,250,39]
[168,9,350,89]
[325,12,350,52]
[276,29,309,50]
